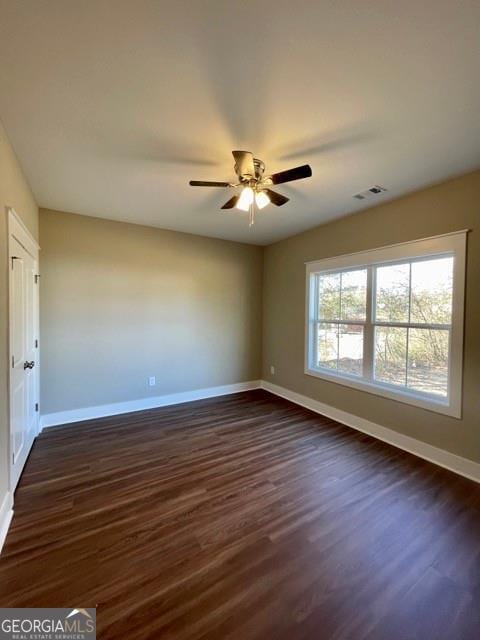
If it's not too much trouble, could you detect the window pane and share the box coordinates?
[317,323,338,370]
[338,324,363,376]
[375,263,410,322]
[374,327,407,386]
[318,273,340,320]
[410,257,453,325]
[341,269,367,321]
[407,328,449,397]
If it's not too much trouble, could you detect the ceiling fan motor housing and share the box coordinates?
[233,151,265,183]
[237,158,266,190]
[253,158,265,181]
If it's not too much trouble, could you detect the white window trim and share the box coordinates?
[304,231,468,418]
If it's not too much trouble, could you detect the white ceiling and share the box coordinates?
[0,1,479,245]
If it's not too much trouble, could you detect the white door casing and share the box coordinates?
[8,208,40,491]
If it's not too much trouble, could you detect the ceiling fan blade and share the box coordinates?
[268,164,312,185]
[189,180,231,187]
[232,150,255,179]
[221,195,240,209]
[264,189,290,207]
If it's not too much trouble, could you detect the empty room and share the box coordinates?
[0,2,479,639]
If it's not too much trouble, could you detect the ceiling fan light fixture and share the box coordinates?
[236,186,254,211]
[255,190,270,209]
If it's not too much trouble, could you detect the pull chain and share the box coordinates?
[249,201,255,226]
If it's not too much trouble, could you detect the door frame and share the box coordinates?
[8,207,40,492]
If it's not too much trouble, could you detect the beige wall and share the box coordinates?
[40,209,263,415]
[0,120,38,510]
[9,165,479,471]
[263,170,480,463]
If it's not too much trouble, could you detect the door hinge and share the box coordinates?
[35,403,39,412]
[12,452,15,465]
[12,355,14,368]
[11,256,19,269]
[34,274,40,284]
[35,339,39,348]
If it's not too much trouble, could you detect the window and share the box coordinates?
[305,232,467,417]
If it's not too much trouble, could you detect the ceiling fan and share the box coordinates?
[189,150,312,225]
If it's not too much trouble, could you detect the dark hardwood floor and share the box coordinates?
[1,390,479,639]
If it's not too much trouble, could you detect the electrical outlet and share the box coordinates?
[270,365,275,375]
[148,376,156,387]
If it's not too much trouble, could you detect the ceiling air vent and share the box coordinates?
[353,185,388,200]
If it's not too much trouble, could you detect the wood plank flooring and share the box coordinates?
[0,390,479,639]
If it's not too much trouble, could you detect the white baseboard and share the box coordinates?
[38,377,479,484]
[261,380,480,484]
[40,380,262,429]
[0,491,13,555]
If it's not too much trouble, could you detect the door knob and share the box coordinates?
[23,361,35,370]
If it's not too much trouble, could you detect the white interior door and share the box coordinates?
[9,229,39,490]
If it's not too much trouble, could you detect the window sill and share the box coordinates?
[304,366,461,418]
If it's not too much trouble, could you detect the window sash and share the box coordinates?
[314,321,366,378]
[311,323,452,383]
[305,231,467,418]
